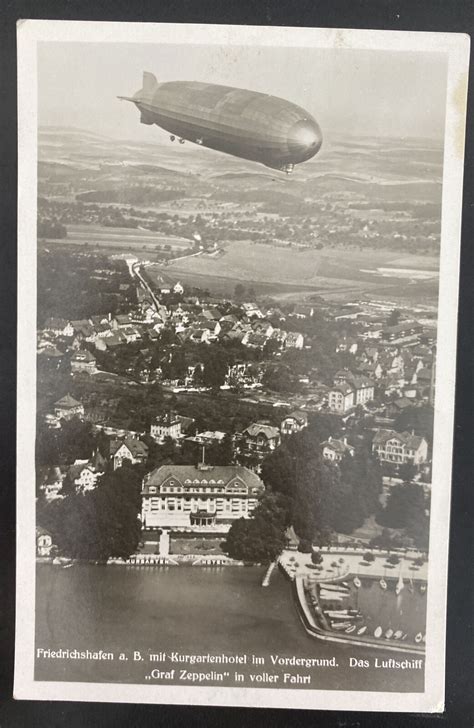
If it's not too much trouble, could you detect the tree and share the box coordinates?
[234,283,246,301]
[202,351,228,389]
[398,461,417,484]
[38,465,142,561]
[394,405,434,444]
[261,447,295,497]
[222,492,289,564]
[387,308,402,327]
[262,364,300,393]
[298,539,312,553]
[377,482,427,532]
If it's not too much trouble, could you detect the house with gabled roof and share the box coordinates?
[67,454,106,495]
[109,437,149,470]
[372,428,428,467]
[241,302,263,319]
[285,332,304,350]
[280,410,309,436]
[321,436,355,462]
[237,422,281,464]
[328,383,355,414]
[54,393,84,420]
[291,304,314,319]
[71,349,97,374]
[43,318,74,337]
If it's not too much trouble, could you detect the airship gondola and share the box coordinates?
[119,72,322,173]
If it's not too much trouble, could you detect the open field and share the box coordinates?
[43,224,192,252]
[159,242,439,301]
[38,128,442,305]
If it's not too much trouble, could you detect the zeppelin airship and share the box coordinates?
[119,72,322,173]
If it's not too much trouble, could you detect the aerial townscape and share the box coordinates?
[35,128,438,663]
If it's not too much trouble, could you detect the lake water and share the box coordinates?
[35,564,424,692]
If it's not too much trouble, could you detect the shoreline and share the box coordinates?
[292,574,425,657]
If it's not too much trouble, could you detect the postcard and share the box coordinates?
[15,20,469,711]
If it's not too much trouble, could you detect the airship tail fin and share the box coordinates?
[142,72,158,94]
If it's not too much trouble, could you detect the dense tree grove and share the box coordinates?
[37,465,142,560]
[37,251,136,326]
[377,482,430,549]
[36,417,96,467]
[222,492,290,564]
[225,420,384,559]
[394,405,434,444]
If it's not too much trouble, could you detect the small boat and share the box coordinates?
[357,626,368,636]
[420,583,427,594]
[408,579,415,594]
[395,571,404,595]
[341,581,349,588]
[374,626,383,638]
[345,625,356,634]
[325,611,359,621]
[320,584,350,594]
[422,635,426,643]
[415,632,423,643]
[380,578,387,590]
[62,563,74,569]
[385,628,394,639]
[331,621,353,631]
[394,630,403,640]
[319,590,344,600]
[353,576,361,589]
[324,608,360,616]
[401,633,408,641]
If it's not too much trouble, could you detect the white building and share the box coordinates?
[280,410,309,436]
[150,412,194,443]
[328,384,354,414]
[53,393,84,420]
[68,460,104,494]
[70,349,97,374]
[372,429,429,467]
[110,438,149,470]
[141,461,264,531]
[321,436,355,462]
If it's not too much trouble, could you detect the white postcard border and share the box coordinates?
[15,20,470,712]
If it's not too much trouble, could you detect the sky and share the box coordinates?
[37,41,448,143]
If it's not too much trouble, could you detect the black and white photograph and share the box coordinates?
[15,21,469,712]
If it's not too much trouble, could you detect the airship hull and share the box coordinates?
[122,74,322,172]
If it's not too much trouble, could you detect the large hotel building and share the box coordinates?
[141,457,265,531]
